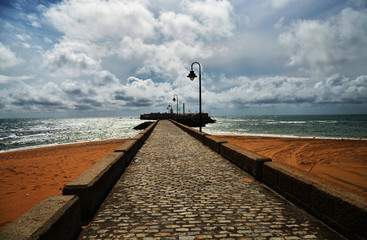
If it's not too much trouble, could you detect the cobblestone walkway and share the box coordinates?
[79,120,343,240]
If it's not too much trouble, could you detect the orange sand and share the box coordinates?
[0,139,127,230]
[1,136,367,230]
[216,135,367,200]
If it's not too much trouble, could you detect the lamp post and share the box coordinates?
[167,103,173,118]
[173,94,178,120]
[187,62,202,132]
[167,103,171,114]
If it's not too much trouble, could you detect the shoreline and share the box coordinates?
[206,131,367,141]
[2,131,366,154]
[0,138,133,154]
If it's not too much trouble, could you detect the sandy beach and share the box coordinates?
[1,136,366,230]
[216,135,367,200]
[0,139,127,230]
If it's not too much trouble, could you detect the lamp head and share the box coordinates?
[173,97,176,102]
[187,70,197,81]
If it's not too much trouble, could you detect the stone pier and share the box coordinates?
[79,120,343,239]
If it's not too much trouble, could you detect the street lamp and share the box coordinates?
[167,103,173,118]
[167,103,171,113]
[173,94,178,120]
[187,62,202,132]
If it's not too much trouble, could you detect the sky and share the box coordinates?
[0,0,367,118]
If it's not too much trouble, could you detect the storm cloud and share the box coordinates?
[0,0,366,117]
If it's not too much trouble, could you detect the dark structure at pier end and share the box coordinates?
[140,113,216,127]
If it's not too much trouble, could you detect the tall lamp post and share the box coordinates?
[173,94,178,120]
[187,62,202,132]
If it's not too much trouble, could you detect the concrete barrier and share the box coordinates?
[263,162,367,239]
[170,120,208,142]
[170,119,270,180]
[114,139,139,163]
[221,142,271,181]
[132,133,146,148]
[0,195,81,240]
[202,135,227,153]
[140,120,157,136]
[63,152,126,223]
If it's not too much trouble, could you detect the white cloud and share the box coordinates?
[22,43,31,48]
[0,75,33,83]
[119,37,213,78]
[27,14,42,28]
[0,43,22,69]
[279,8,367,76]
[114,77,173,107]
[16,33,31,41]
[45,0,156,41]
[184,0,234,40]
[2,0,366,116]
[314,74,367,104]
[270,0,297,8]
[3,82,67,112]
[44,40,101,76]
[216,74,367,108]
[158,11,201,43]
[43,37,53,44]
[43,0,235,80]
[222,76,312,106]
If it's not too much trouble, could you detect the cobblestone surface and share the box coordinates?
[79,120,344,240]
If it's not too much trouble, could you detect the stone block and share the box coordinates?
[264,162,312,207]
[203,135,227,153]
[262,162,279,190]
[292,175,312,208]
[115,139,139,163]
[333,196,367,238]
[63,152,125,222]
[263,162,367,239]
[0,195,81,240]
[221,143,271,180]
[132,133,146,147]
[311,185,337,220]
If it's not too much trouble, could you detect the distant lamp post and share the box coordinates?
[167,103,174,118]
[167,103,171,113]
[187,62,202,132]
[173,94,178,120]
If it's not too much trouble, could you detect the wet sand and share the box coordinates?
[0,139,127,229]
[216,135,367,200]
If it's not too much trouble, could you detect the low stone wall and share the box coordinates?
[221,142,271,181]
[171,120,208,142]
[0,120,158,239]
[170,120,367,239]
[263,162,367,239]
[170,120,270,181]
[63,151,126,223]
[0,196,81,240]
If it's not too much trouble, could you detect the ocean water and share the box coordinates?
[1,115,366,152]
[203,114,367,139]
[0,117,144,152]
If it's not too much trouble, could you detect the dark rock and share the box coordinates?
[133,121,154,130]
[140,113,216,127]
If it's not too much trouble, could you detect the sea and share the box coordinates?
[0,114,366,152]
